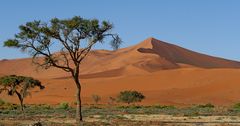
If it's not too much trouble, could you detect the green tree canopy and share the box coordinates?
[0,75,44,111]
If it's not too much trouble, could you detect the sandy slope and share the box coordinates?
[2,67,240,106]
[1,38,240,106]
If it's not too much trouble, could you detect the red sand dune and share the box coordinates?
[1,37,240,106]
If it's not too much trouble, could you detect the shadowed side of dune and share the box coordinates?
[136,37,240,69]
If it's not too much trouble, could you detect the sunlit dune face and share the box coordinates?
[1,38,240,106]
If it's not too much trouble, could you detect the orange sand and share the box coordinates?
[1,38,240,106]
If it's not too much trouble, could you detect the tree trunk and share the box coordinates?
[16,92,24,112]
[74,74,83,123]
[20,100,24,112]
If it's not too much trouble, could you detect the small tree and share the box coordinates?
[3,16,121,122]
[92,94,101,104]
[0,75,44,112]
[117,90,145,105]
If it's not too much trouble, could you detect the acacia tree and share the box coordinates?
[0,75,44,112]
[3,16,121,122]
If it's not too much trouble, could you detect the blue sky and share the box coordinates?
[0,0,240,60]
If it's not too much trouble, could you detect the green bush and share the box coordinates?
[88,106,102,109]
[233,103,240,110]
[152,105,176,109]
[117,90,145,104]
[129,105,142,109]
[196,103,214,108]
[117,105,142,109]
[5,103,18,110]
[0,99,5,106]
[31,104,52,110]
[57,102,70,110]
[41,104,51,110]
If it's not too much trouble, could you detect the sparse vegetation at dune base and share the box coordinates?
[1,100,240,125]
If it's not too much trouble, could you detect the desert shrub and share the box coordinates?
[117,106,127,109]
[129,105,143,109]
[57,102,70,110]
[180,104,215,116]
[233,103,240,110]
[152,105,176,109]
[1,110,10,114]
[117,90,145,104]
[108,96,116,104]
[0,99,5,106]
[32,122,43,126]
[88,106,102,109]
[117,105,143,109]
[31,104,52,110]
[4,103,18,110]
[92,94,101,104]
[183,110,200,116]
[196,103,214,108]
[40,104,51,110]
